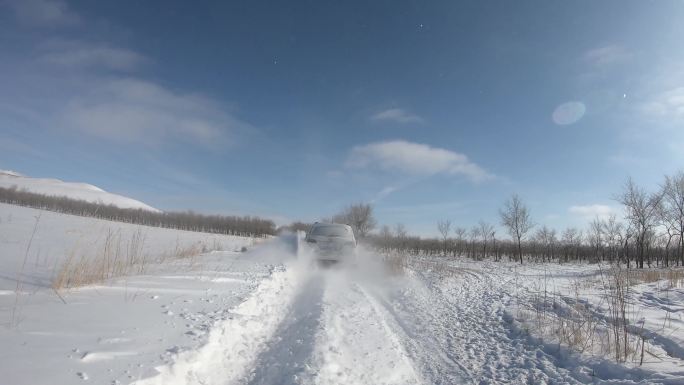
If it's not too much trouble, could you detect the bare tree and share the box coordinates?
[454,227,466,242]
[499,194,534,264]
[280,221,312,233]
[394,223,407,239]
[588,217,604,261]
[663,171,684,266]
[379,225,392,251]
[334,203,377,238]
[616,178,662,268]
[561,227,583,263]
[602,215,624,262]
[478,221,495,259]
[454,226,467,256]
[394,223,408,250]
[469,226,479,259]
[658,215,677,267]
[437,219,452,257]
[534,225,557,262]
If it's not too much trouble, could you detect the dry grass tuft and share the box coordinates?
[511,264,663,365]
[52,228,147,290]
[51,227,240,291]
[383,252,410,275]
[627,268,684,288]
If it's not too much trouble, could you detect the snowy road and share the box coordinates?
[135,261,422,385]
[134,250,592,385]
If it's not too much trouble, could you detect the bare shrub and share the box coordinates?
[597,264,657,364]
[511,265,657,365]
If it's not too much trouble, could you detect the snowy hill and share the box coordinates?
[0,169,160,212]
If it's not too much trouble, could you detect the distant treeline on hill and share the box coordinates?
[0,185,275,237]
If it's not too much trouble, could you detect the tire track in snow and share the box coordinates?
[238,268,424,385]
[411,267,583,384]
[244,275,325,385]
[133,261,314,385]
[133,262,425,385]
[355,264,588,385]
[360,274,476,385]
[307,272,422,385]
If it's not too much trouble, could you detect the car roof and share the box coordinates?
[312,222,351,228]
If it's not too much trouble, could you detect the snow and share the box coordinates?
[0,169,24,177]
[0,203,260,385]
[311,273,421,385]
[0,170,160,212]
[2,203,684,384]
[432,258,684,384]
[0,203,253,284]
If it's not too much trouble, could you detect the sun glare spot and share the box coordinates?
[552,101,586,125]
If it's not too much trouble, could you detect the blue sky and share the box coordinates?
[1,0,683,236]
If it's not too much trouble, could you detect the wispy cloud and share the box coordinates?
[568,204,618,220]
[0,135,44,158]
[379,200,469,215]
[583,45,632,68]
[4,0,79,27]
[31,38,244,148]
[346,140,493,182]
[60,78,250,148]
[370,108,425,124]
[1,5,256,152]
[639,87,684,121]
[40,40,147,71]
[370,186,397,203]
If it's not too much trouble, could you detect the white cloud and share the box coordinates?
[5,0,79,26]
[41,41,147,71]
[61,78,250,148]
[583,45,631,68]
[568,204,617,220]
[640,87,684,121]
[370,108,425,124]
[346,140,493,182]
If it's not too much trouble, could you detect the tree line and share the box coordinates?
[279,203,379,239]
[367,172,684,268]
[0,185,275,237]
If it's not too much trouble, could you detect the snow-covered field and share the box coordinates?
[493,260,684,380]
[2,203,684,385]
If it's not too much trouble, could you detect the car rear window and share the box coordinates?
[310,226,351,237]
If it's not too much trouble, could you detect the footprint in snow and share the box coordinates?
[166,346,181,354]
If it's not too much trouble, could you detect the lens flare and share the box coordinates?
[552,101,586,125]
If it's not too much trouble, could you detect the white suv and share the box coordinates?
[304,223,357,263]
